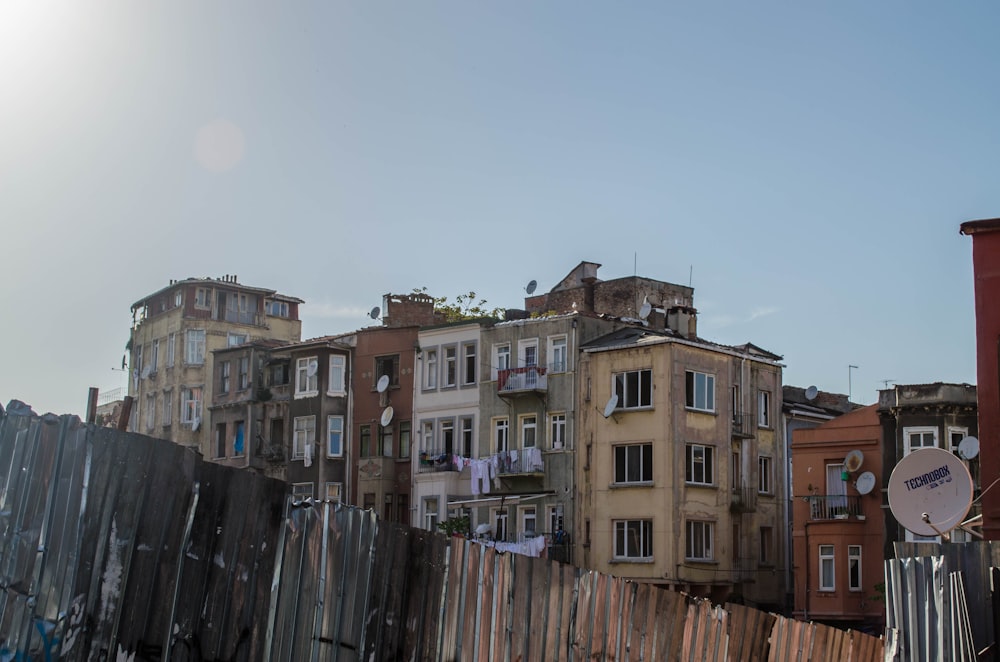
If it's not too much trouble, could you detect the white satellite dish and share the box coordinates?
[141,365,151,379]
[380,406,394,427]
[376,375,390,393]
[475,523,491,535]
[638,301,652,320]
[805,385,818,401]
[844,450,864,473]
[887,447,973,537]
[525,280,538,295]
[603,394,619,418]
[192,417,201,432]
[370,306,381,320]
[855,471,876,496]
[306,360,318,377]
[958,436,980,460]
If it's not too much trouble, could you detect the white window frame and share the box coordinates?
[520,505,537,537]
[161,390,172,427]
[295,357,319,397]
[291,482,314,500]
[685,444,715,486]
[520,414,537,449]
[194,287,210,309]
[549,412,566,450]
[293,415,316,461]
[685,370,715,412]
[518,338,539,368]
[758,390,770,428]
[327,415,344,457]
[947,426,969,454]
[685,520,714,561]
[547,505,564,535]
[614,519,653,561]
[185,329,206,365]
[491,508,509,541]
[758,455,773,494]
[423,498,440,531]
[180,387,202,424]
[150,339,159,373]
[174,291,182,308]
[848,545,862,592]
[494,417,509,453]
[328,355,346,395]
[238,356,249,391]
[614,443,653,485]
[462,342,477,385]
[548,335,568,373]
[613,369,653,410]
[421,421,434,453]
[325,482,342,503]
[819,544,835,591]
[227,332,247,347]
[166,333,175,367]
[460,417,474,457]
[904,426,938,456]
[220,361,231,394]
[443,345,457,388]
[492,343,511,380]
[424,348,438,390]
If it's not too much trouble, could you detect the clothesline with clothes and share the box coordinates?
[473,534,547,558]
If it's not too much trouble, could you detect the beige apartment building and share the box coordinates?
[577,325,785,610]
[128,275,303,458]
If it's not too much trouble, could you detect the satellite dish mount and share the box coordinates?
[602,394,620,423]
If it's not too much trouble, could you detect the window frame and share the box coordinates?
[462,342,477,386]
[758,390,771,428]
[685,370,715,412]
[520,414,537,449]
[325,482,342,503]
[819,544,835,591]
[293,415,316,461]
[185,329,206,365]
[328,355,346,395]
[460,416,474,457]
[904,426,938,456]
[375,354,400,388]
[548,335,568,373]
[492,343,511,380]
[685,444,715,486]
[238,356,249,391]
[549,412,567,450]
[424,348,439,390]
[399,421,412,459]
[166,333,175,367]
[219,361,231,394]
[295,356,319,398]
[614,443,653,485]
[848,545,862,592]
[161,389,172,428]
[613,519,653,561]
[758,455,773,494]
[759,526,773,566]
[493,417,509,453]
[327,415,345,458]
[442,345,458,388]
[685,520,714,561]
[613,369,653,410]
[180,386,202,424]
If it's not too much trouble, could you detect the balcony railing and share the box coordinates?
[418,449,459,473]
[497,366,548,395]
[733,556,756,582]
[731,411,755,438]
[806,495,863,520]
[730,485,757,513]
[214,309,264,326]
[486,448,545,475]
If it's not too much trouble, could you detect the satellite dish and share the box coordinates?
[369,306,381,320]
[192,418,201,432]
[475,523,491,535]
[844,450,864,473]
[306,360,318,377]
[380,406,394,427]
[639,301,652,320]
[603,394,619,418]
[525,280,537,295]
[376,375,390,393]
[887,447,973,537]
[855,471,876,496]
[958,436,980,460]
[141,365,151,379]
[805,386,818,401]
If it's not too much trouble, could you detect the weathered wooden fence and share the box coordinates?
[0,404,885,660]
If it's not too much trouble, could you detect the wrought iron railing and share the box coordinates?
[418,449,459,472]
[731,410,755,438]
[731,485,757,513]
[806,495,863,520]
[497,366,548,394]
[484,449,545,475]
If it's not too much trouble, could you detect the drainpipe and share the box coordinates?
[803,520,813,622]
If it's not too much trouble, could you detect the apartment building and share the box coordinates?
[128,276,302,457]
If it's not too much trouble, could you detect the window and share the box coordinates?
[615,444,653,484]
[384,494,393,521]
[328,355,346,395]
[291,482,314,500]
[685,370,715,412]
[614,520,652,560]
[145,394,156,432]
[166,333,175,367]
[380,422,394,457]
[161,390,172,427]
[266,300,290,317]
[325,482,342,503]
[759,526,773,565]
[214,423,226,459]
[424,349,438,389]
[685,520,714,560]
[550,413,566,449]
[238,357,249,390]
[180,387,202,424]
[270,363,288,386]
[520,415,537,448]
[491,508,508,541]
[219,362,231,394]
[547,506,564,536]
[443,346,457,387]
[494,417,509,453]
[758,456,772,494]
[826,464,847,510]
[440,419,454,455]
[613,369,652,409]
[462,342,477,385]
[194,287,210,308]
[460,417,474,457]
[420,421,434,453]
[493,343,511,379]
[686,445,715,485]
[549,335,568,372]
[758,390,770,428]
[227,333,247,347]
[150,339,159,373]
[185,330,206,365]
[293,416,315,460]
[134,344,144,375]
[363,493,375,509]
[399,421,411,458]
[819,545,835,591]
[397,494,408,523]
[424,498,439,531]
[360,424,372,458]
[295,357,319,396]
[233,421,245,456]
[174,291,182,308]
[520,506,537,537]
[948,427,969,455]
[848,545,862,591]
[905,426,938,455]
[375,355,399,388]
[327,416,344,457]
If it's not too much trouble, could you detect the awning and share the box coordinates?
[447,493,550,508]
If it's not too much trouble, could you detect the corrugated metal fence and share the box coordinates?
[0,405,885,660]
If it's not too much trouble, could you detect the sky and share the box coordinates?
[2,1,998,416]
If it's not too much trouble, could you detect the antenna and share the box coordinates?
[376,375,390,394]
[855,471,876,495]
[380,406,394,427]
[844,450,864,473]
[848,365,859,401]
[369,306,381,320]
[958,436,980,460]
[525,280,537,296]
[887,447,973,538]
[881,379,896,389]
[602,394,619,419]
[804,385,818,401]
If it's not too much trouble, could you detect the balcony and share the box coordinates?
[418,449,459,473]
[732,556,756,582]
[497,366,547,396]
[487,448,545,476]
[806,495,863,520]
[731,411,755,438]
[213,309,264,326]
[730,485,757,513]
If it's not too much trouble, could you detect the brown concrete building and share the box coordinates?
[791,405,884,631]
[128,276,302,456]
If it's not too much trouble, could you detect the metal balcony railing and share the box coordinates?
[497,366,548,394]
[418,449,459,472]
[485,449,545,475]
[730,485,757,513]
[733,556,756,582]
[731,411,755,438]
[806,495,863,520]
[214,309,264,326]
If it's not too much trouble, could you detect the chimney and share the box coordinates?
[667,306,698,339]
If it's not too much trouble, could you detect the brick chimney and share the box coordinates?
[381,293,444,328]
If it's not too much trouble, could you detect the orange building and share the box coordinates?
[791,405,885,632]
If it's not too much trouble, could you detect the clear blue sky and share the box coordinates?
[2,1,997,416]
